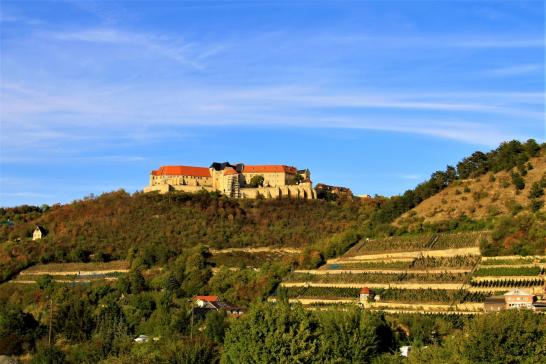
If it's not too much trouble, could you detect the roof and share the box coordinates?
[151,166,211,177]
[193,295,219,302]
[243,165,297,174]
[504,289,533,296]
[484,296,505,304]
[223,168,238,175]
[360,287,372,294]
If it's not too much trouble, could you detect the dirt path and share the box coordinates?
[329,247,481,262]
[209,247,301,254]
[20,269,129,276]
[9,277,119,284]
[472,276,545,282]
[477,264,546,269]
[364,308,480,315]
[468,287,544,294]
[481,255,546,261]
[295,268,472,275]
[24,261,129,273]
[364,301,483,312]
[280,282,465,290]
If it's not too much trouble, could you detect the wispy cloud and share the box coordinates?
[316,34,545,49]
[38,28,226,68]
[485,64,543,77]
[1,80,542,149]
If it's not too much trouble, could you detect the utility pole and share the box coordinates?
[190,305,194,339]
[48,297,53,346]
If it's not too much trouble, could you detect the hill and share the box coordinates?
[398,150,546,224]
[0,190,374,281]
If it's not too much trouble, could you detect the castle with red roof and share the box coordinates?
[144,162,317,199]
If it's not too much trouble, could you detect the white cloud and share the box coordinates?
[38,28,227,69]
[485,64,543,76]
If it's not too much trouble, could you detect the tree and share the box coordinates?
[204,310,227,344]
[316,309,395,363]
[461,310,545,363]
[294,174,305,184]
[0,305,42,355]
[222,301,319,363]
[53,297,95,343]
[456,151,488,178]
[249,175,265,188]
[528,182,544,199]
[30,344,66,364]
[510,172,525,190]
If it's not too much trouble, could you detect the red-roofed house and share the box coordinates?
[360,287,374,303]
[192,295,245,317]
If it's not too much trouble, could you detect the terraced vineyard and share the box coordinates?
[285,272,469,284]
[344,231,486,256]
[276,231,546,314]
[474,267,544,277]
[9,261,129,285]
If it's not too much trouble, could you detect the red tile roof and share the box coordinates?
[243,165,297,174]
[193,295,219,302]
[151,166,211,177]
[223,168,238,175]
[360,287,371,294]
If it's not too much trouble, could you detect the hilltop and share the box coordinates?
[0,191,374,281]
[398,150,546,224]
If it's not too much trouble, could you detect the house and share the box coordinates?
[192,295,245,317]
[484,296,505,312]
[315,183,353,200]
[194,295,220,308]
[504,289,536,309]
[359,287,374,304]
[32,225,47,241]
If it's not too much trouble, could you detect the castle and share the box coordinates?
[144,162,317,199]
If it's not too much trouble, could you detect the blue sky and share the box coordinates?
[0,0,544,207]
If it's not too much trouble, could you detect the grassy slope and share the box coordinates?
[398,152,546,224]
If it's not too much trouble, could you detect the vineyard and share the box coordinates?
[276,231,545,314]
[470,278,545,288]
[410,255,480,269]
[474,267,544,277]
[281,286,360,298]
[331,255,480,270]
[345,231,486,256]
[480,257,546,266]
[432,231,489,250]
[285,272,469,284]
[327,261,411,270]
[374,288,487,303]
[345,234,433,255]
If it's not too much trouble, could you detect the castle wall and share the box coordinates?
[145,164,316,200]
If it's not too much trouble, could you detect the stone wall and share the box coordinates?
[144,182,317,199]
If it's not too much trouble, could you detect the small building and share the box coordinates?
[193,295,220,308]
[504,289,536,309]
[399,346,412,357]
[315,183,353,200]
[192,295,245,317]
[359,287,374,303]
[484,296,505,312]
[32,225,47,241]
